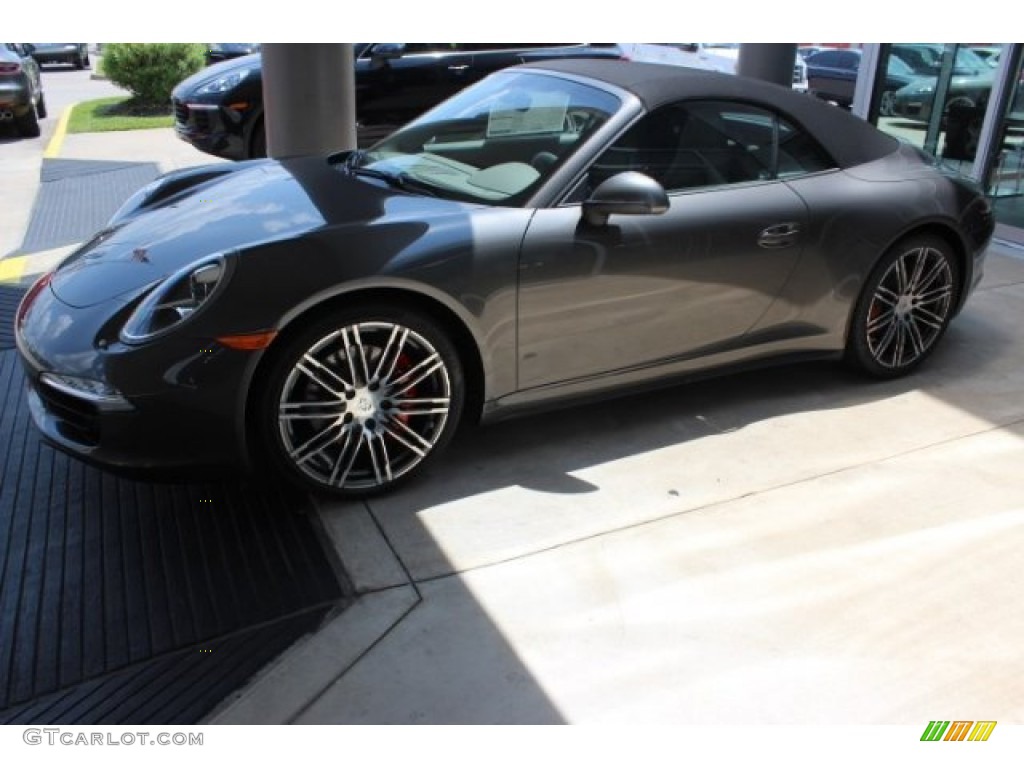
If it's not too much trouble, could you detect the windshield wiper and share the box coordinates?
[345,152,438,197]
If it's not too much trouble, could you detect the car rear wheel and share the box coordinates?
[260,306,464,496]
[16,103,40,138]
[879,90,895,116]
[846,234,959,378]
[36,92,47,119]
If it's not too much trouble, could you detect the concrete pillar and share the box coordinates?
[261,43,357,158]
[737,44,797,87]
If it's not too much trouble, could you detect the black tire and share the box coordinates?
[846,234,960,378]
[83,53,91,69]
[16,104,40,138]
[73,54,84,70]
[250,118,267,158]
[258,305,465,497]
[36,92,47,120]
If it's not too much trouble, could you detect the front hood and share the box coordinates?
[49,156,476,308]
[172,53,260,98]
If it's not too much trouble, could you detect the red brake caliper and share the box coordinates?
[393,353,417,425]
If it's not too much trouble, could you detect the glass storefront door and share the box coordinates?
[872,43,997,179]
[987,51,1024,231]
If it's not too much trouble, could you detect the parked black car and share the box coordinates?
[0,43,47,137]
[18,61,993,497]
[28,42,89,69]
[172,43,625,160]
[805,48,919,115]
[205,43,260,66]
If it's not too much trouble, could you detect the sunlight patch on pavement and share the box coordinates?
[0,256,26,283]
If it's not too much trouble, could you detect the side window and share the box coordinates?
[588,101,775,193]
[812,51,837,67]
[838,52,860,70]
[775,116,837,178]
[582,101,835,197]
[403,44,462,55]
[369,43,461,57]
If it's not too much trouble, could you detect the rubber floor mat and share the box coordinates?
[0,285,24,351]
[20,159,160,253]
[0,346,349,723]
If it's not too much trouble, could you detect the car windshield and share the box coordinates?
[901,45,990,76]
[887,55,915,77]
[348,71,621,206]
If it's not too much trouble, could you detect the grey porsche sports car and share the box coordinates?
[15,60,994,497]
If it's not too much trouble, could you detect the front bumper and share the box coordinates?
[892,97,933,122]
[172,98,249,160]
[15,282,256,475]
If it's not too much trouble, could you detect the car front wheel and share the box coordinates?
[846,234,959,378]
[261,306,464,496]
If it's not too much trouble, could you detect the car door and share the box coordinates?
[356,43,473,127]
[516,101,820,389]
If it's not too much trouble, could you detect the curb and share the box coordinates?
[0,245,78,285]
[43,105,72,159]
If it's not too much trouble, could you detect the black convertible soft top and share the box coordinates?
[516,59,900,170]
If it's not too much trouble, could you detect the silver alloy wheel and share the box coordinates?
[865,244,954,369]
[276,321,452,491]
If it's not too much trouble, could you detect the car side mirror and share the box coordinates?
[582,171,670,227]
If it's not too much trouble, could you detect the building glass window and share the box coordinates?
[988,52,1024,230]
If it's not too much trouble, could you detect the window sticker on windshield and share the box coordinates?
[487,91,570,137]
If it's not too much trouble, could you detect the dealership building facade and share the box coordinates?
[845,43,1024,242]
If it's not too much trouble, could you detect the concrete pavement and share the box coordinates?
[0,59,124,257]
[3,113,1023,725]
[0,128,223,284]
[214,247,1024,724]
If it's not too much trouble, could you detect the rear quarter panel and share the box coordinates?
[754,151,975,343]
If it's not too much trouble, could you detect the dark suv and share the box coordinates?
[172,43,625,160]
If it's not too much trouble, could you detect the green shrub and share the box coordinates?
[101,43,206,107]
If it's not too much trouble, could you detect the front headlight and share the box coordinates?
[196,69,250,95]
[120,254,227,343]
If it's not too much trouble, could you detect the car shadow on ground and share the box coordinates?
[0,125,31,144]
[376,300,1018,509]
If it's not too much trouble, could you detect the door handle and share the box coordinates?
[447,64,470,72]
[758,222,801,249]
